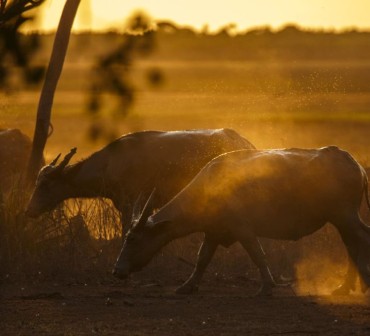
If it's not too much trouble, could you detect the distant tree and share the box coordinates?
[278,24,303,37]
[156,20,179,34]
[0,0,46,89]
[216,23,237,36]
[27,0,81,183]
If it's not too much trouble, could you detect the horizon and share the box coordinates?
[22,22,370,35]
[23,0,370,33]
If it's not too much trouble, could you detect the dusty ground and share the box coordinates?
[2,227,370,336]
[1,275,370,336]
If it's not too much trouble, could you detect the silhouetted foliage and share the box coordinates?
[0,0,46,90]
[86,12,163,142]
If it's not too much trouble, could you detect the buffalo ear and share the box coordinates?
[135,189,156,229]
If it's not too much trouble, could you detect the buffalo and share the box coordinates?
[26,129,255,236]
[114,146,370,296]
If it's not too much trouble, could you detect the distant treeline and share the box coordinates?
[24,23,370,64]
[18,23,370,96]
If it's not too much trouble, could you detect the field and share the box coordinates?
[1,30,370,335]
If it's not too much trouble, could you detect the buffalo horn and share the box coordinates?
[131,192,143,223]
[50,153,61,166]
[57,147,77,171]
[136,189,156,228]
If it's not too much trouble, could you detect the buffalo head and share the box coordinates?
[113,190,170,279]
[26,148,77,217]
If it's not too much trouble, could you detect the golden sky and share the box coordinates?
[29,0,370,32]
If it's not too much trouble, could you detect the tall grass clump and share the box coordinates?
[0,176,122,283]
[0,175,36,277]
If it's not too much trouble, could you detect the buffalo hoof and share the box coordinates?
[331,284,350,296]
[175,284,198,295]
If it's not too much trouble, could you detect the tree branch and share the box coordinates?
[27,0,81,183]
[0,0,45,25]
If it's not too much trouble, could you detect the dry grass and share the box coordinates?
[0,175,121,282]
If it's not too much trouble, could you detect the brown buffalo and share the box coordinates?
[26,129,255,236]
[114,146,370,296]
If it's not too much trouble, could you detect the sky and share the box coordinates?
[27,0,370,32]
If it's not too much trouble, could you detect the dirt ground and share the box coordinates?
[1,274,370,336]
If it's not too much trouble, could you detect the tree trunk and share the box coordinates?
[27,0,81,184]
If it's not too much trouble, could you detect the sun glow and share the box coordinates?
[26,0,370,33]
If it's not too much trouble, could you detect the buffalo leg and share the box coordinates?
[332,221,361,295]
[176,234,218,294]
[240,234,275,296]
